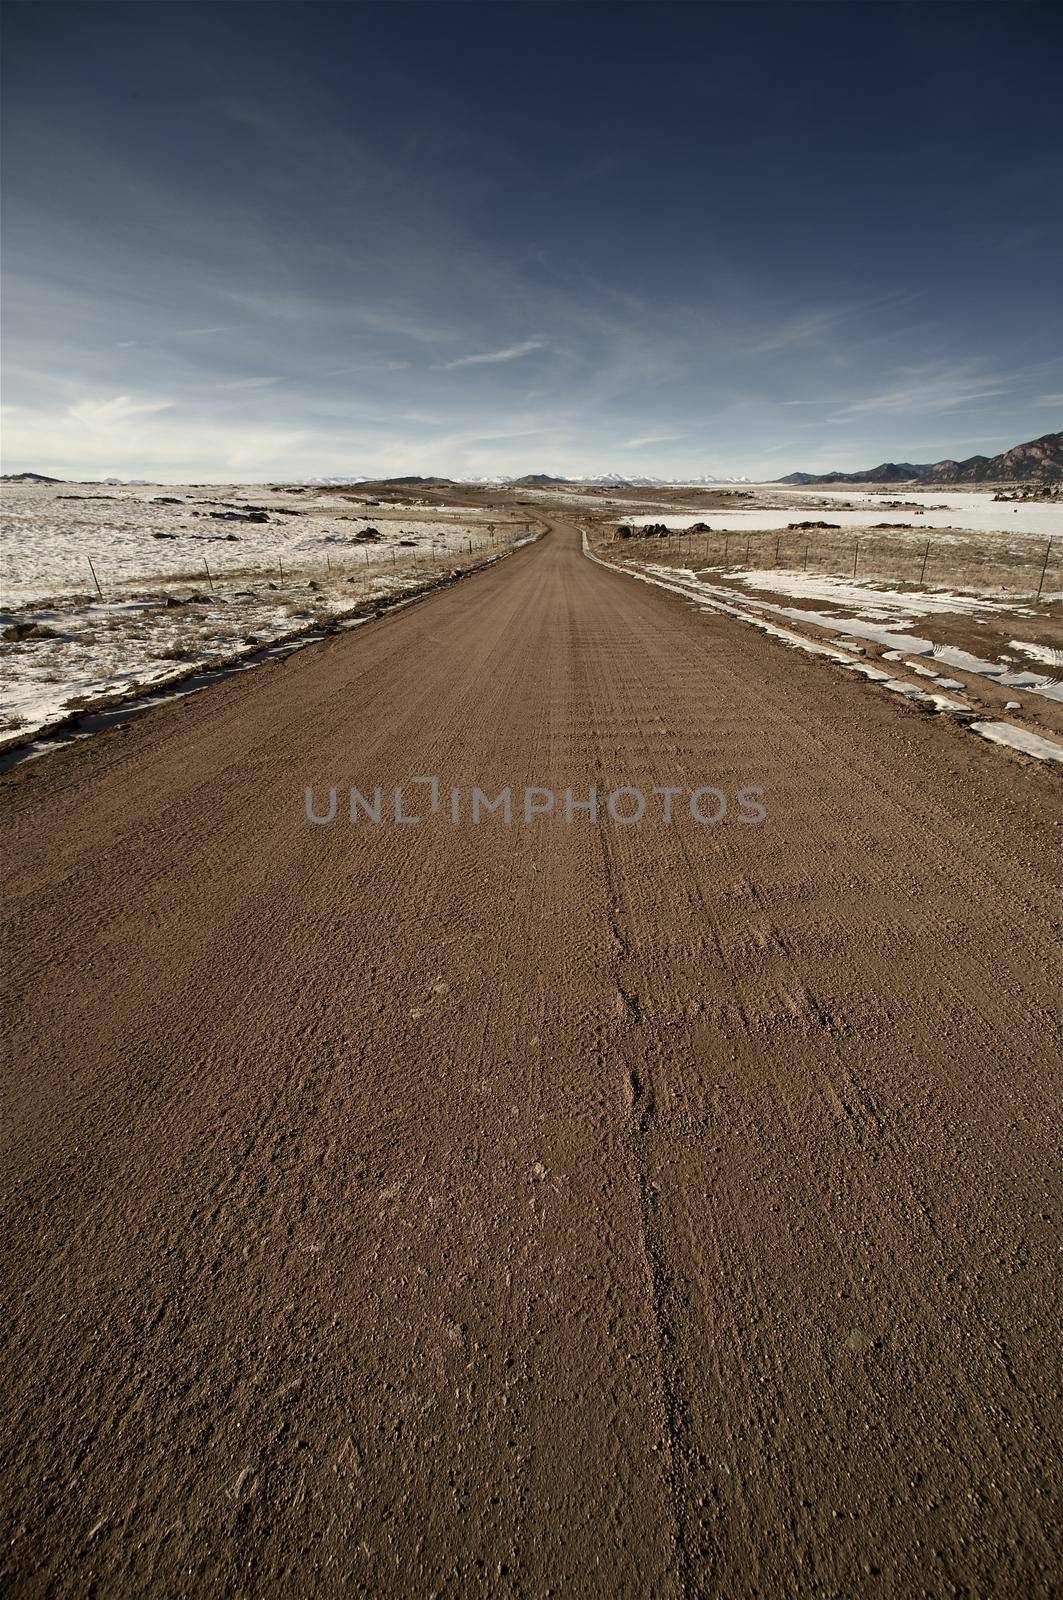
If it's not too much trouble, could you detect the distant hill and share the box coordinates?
[1,470,65,483]
[502,471,751,487]
[777,429,1062,486]
[576,472,751,488]
[379,475,455,487]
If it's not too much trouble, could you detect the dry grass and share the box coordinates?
[609,524,1060,597]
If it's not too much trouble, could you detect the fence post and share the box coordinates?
[852,539,860,579]
[87,557,103,598]
[919,538,931,585]
[803,542,809,571]
[204,557,215,592]
[1036,538,1054,598]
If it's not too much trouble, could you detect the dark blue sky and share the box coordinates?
[3,0,1062,480]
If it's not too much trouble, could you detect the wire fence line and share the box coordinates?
[602,525,1060,598]
[65,522,539,601]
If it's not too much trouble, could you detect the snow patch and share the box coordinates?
[969,723,1063,763]
[1008,639,1063,669]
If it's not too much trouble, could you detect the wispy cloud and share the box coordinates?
[624,432,683,449]
[830,366,1010,420]
[751,294,916,356]
[223,376,280,390]
[440,338,546,370]
[68,394,173,429]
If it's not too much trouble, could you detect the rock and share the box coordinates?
[186,592,214,605]
[3,621,59,642]
[162,595,185,608]
[151,530,179,540]
[307,580,321,591]
[1004,700,1022,711]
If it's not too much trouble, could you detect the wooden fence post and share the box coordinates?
[1036,539,1054,598]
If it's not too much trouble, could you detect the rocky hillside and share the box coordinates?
[779,429,1062,486]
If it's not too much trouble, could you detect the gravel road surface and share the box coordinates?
[2,522,1059,1595]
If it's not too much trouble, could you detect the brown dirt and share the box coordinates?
[1,520,1059,1596]
[608,542,1063,741]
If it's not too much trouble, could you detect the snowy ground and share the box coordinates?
[1,480,513,601]
[621,490,1062,537]
[0,482,534,745]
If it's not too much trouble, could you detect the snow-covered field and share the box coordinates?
[0,482,532,747]
[1,481,509,601]
[621,490,1062,537]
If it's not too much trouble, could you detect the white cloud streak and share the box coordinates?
[623,432,683,449]
[439,338,546,370]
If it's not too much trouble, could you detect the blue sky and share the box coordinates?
[3,0,1062,481]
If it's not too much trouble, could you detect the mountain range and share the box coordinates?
[776,429,1062,486]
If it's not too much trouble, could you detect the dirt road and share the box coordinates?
[2,521,1059,1595]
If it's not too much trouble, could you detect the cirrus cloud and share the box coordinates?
[439,338,546,370]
